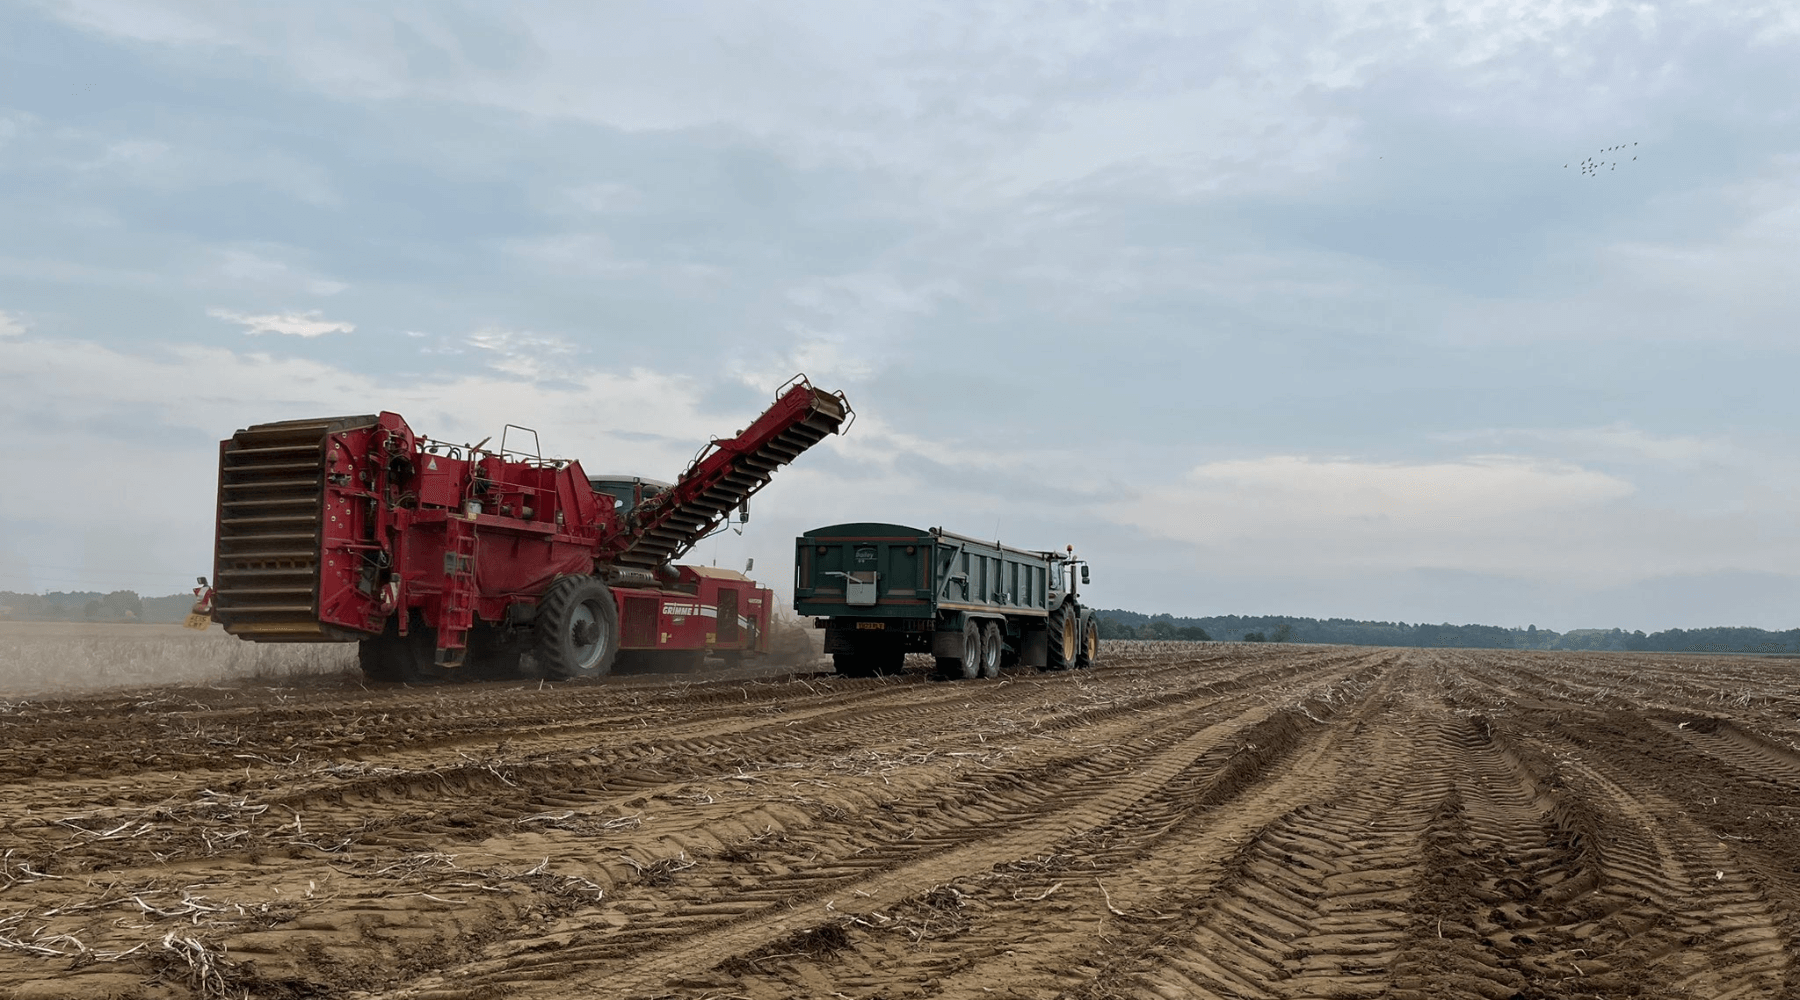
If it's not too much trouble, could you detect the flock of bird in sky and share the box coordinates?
[1569,143,1638,177]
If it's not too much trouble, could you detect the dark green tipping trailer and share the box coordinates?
[793,522,1097,679]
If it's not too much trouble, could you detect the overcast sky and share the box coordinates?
[2,1,1797,632]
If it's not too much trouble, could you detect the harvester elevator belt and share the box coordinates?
[611,389,846,577]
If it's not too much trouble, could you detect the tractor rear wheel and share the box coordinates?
[980,621,1003,679]
[535,576,620,680]
[1076,615,1099,669]
[1044,602,1077,670]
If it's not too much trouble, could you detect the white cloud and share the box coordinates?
[498,233,726,290]
[15,1,1800,627]
[501,233,636,277]
[1110,454,1658,584]
[0,332,732,471]
[741,336,875,390]
[1438,423,1729,469]
[0,339,729,570]
[1417,155,1800,350]
[207,308,355,337]
[41,1,1719,199]
[0,110,37,150]
[731,271,960,390]
[784,272,958,321]
[980,83,1355,201]
[57,131,340,206]
[211,247,348,296]
[465,328,579,379]
[0,332,835,595]
[1103,447,1800,601]
[0,309,24,338]
[563,182,643,214]
[0,327,1054,601]
[1149,453,1631,527]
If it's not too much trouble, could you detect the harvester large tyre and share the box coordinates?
[361,614,452,684]
[980,621,1003,679]
[535,576,620,681]
[957,619,982,680]
[357,631,404,682]
[466,623,530,681]
[1044,602,1077,671]
[1076,615,1099,669]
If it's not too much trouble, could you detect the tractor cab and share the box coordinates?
[587,475,672,513]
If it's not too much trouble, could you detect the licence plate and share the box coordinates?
[856,622,885,630]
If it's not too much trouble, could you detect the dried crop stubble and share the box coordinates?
[0,621,354,695]
[3,644,1800,998]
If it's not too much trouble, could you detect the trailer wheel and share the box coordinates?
[1076,615,1099,669]
[536,576,620,680]
[980,621,1003,679]
[1044,602,1077,670]
[874,649,907,676]
[959,619,982,679]
[834,652,874,677]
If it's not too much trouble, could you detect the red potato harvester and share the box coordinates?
[193,377,851,682]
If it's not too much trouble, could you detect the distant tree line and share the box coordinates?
[0,591,194,624]
[1095,609,1800,654]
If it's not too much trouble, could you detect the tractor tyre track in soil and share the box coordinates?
[4,644,1800,998]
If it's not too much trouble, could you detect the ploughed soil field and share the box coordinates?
[6,643,1800,999]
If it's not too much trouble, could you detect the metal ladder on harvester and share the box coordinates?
[436,513,479,664]
[607,378,851,580]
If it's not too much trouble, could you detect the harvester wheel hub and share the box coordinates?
[570,613,600,648]
[536,576,620,680]
[569,605,605,666]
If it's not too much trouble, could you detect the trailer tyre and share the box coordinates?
[1076,615,1099,669]
[959,619,982,680]
[875,648,907,676]
[834,652,874,678]
[980,621,1003,679]
[536,576,620,680]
